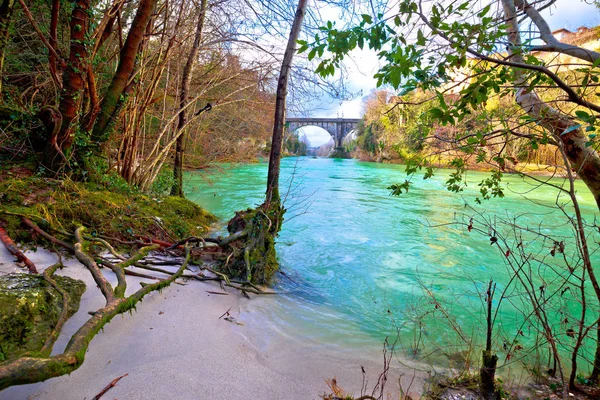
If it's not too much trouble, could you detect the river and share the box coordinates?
[185,157,600,373]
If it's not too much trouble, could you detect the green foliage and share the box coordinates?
[150,167,175,196]
[304,0,599,202]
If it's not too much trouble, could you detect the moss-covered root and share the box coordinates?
[39,261,70,357]
[0,248,190,390]
[222,203,284,284]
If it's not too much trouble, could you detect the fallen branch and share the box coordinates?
[88,236,126,261]
[166,236,220,250]
[92,373,129,400]
[138,236,174,248]
[218,306,232,319]
[0,225,38,273]
[124,269,162,281]
[97,258,162,281]
[21,217,74,252]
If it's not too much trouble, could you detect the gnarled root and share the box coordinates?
[0,232,189,390]
[0,225,38,273]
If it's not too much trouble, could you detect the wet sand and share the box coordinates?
[0,246,425,400]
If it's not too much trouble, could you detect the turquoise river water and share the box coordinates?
[185,157,600,370]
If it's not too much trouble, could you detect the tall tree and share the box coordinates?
[265,0,308,206]
[91,0,158,145]
[42,0,91,172]
[171,0,209,197]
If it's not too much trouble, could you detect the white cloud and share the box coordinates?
[542,0,600,31]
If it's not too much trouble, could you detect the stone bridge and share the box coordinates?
[285,117,361,149]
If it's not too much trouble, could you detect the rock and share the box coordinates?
[0,273,86,361]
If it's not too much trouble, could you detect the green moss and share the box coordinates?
[0,177,217,247]
[222,205,283,284]
[0,273,85,361]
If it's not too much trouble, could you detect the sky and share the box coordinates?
[295,0,600,147]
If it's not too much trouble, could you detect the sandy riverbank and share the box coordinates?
[0,246,426,400]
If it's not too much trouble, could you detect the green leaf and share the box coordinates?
[478,4,491,17]
[362,14,373,24]
[575,110,594,123]
[416,29,426,46]
[429,107,444,119]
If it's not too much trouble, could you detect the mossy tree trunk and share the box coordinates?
[42,0,90,173]
[219,0,308,284]
[171,0,208,197]
[0,0,14,100]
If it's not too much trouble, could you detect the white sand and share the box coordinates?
[0,246,425,400]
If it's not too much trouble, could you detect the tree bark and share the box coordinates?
[171,0,208,197]
[91,0,157,145]
[480,280,497,399]
[0,226,37,274]
[265,0,308,207]
[42,0,90,173]
[497,0,600,210]
[0,0,14,100]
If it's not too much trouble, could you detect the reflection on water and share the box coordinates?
[185,157,599,365]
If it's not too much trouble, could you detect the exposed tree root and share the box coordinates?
[21,217,74,252]
[0,200,284,391]
[0,234,190,390]
[39,258,69,357]
[0,225,38,273]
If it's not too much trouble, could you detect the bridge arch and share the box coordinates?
[290,125,332,147]
[285,117,360,150]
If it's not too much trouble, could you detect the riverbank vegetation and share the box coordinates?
[350,77,599,177]
[0,0,313,390]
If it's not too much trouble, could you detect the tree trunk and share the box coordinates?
[264,0,308,207]
[0,0,14,100]
[171,0,208,197]
[480,280,497,399]
[48,0,60,84]
[42,0,90,173]
[590,326,600,383]
[91,0,157,145]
